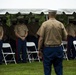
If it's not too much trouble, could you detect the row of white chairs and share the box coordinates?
[2,41,76,65]
[2,42,40,65]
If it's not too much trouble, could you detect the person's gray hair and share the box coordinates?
[48,10,57,17]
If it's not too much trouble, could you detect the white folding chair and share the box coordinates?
[73,40,76,51]
[62,41,68,60]
[26,42,40,63]
[2,43,16,65]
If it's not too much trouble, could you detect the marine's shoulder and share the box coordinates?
[42,20,50,25]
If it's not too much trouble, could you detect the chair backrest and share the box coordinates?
[2,43,11,48]
[62,41,67,45]
[26,42,37,51]
[26,42,36,47]
[73,40,76,45]
[2,43,13,52]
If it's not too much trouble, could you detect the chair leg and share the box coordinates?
[64,51,68,61]
[3,54,7,65]
[37,53,40,62]
[12,54,17,64]
[28,54,31,63]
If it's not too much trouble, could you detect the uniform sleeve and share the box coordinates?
[14,25,18,32]
[61,23,68,40]
[37,23,45,38]
[24,25,28,31]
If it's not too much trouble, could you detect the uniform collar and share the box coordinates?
[49,18,56,20]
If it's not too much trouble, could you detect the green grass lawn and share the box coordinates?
[0,60,76,75]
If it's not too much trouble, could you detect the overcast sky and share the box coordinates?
[0,0,76,9]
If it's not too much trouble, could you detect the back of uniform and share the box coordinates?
[37,16,67,75]
[37,18,67,46]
